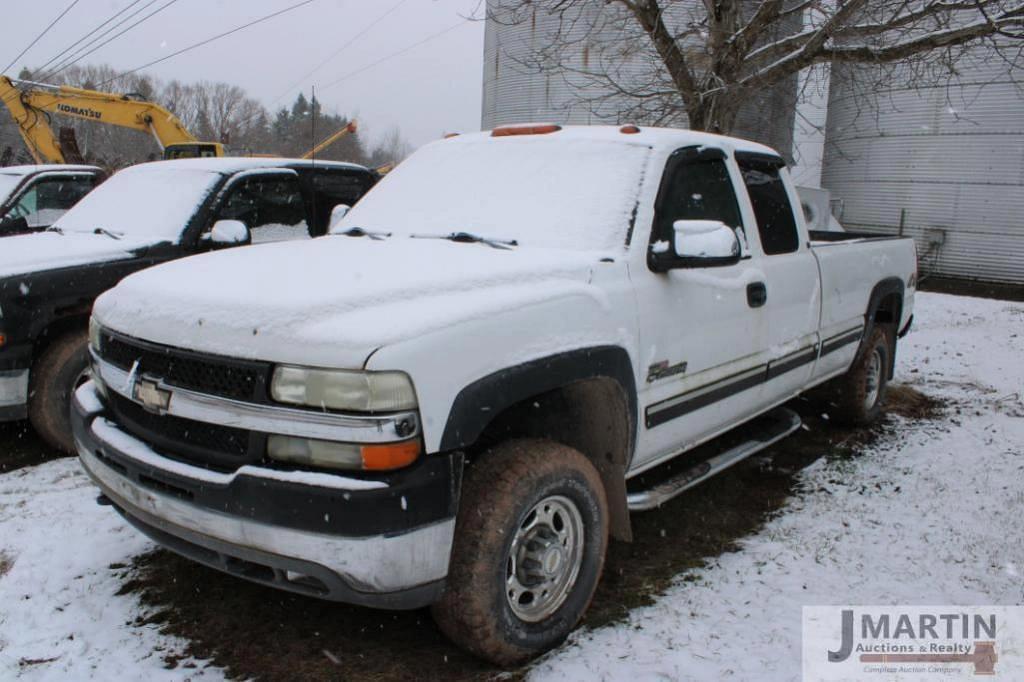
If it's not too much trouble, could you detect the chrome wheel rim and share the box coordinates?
[864,348,882,411]
[505,495,585,623]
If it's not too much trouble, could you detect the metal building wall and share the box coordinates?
[822,53,1024,284]
[481,1,798,158]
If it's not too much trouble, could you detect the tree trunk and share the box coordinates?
[686,93,742,135]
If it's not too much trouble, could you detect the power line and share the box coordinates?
[29,0,146,80]
[97,0,319,88]
[319,19,471,93]
[270,0,411,108]
[1,0,82,76]
[41,0,180,83]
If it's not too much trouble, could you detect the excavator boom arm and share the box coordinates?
[0,76,65,163]
[13,79,199,150]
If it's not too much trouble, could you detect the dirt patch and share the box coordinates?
[0,421,65,474]
[885,384,944,421]
[918,276,1024,303]
[122,385,943,681]
[0,550,13,578]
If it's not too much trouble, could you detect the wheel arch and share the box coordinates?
[439,346,637,541]
[861,277,904,379]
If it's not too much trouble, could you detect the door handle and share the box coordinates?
[747,282,767,308]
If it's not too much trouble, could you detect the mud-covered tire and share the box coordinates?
[829,326,892,426]
[431,438,608,666]
[28,330,90,454]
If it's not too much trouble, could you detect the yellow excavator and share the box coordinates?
[1,76,362,165]
[0,75,224,163]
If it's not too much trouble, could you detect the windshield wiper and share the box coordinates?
[413,231,518,250]
[337,227,391,241]
[45,226,64,235]
[93,227,123,240]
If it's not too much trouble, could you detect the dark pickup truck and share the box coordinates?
[0,157,377,451]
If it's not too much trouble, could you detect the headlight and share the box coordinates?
[267,435,421,471]
[270,366,417,412]
[88,317,102,353]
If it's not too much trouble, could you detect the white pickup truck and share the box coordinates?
[74,125,916,665]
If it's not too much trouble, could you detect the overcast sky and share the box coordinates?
[4,0,486,149]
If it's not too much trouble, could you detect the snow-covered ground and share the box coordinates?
[0,291,1021,680]
[532,293,1024,680]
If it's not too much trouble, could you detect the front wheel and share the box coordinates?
[28,330,90,454]
[431,438,608,666]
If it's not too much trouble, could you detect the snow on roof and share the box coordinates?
[0,164,101,176]
[122,157,370,176]
[453,124,782,158]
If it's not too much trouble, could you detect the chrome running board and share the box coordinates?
[627,407,802,511]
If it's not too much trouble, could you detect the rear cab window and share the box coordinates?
[735,153,800,255]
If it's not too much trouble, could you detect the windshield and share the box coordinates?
[53,166,221,240]
[334,136,651,251]
[0,174,23,204]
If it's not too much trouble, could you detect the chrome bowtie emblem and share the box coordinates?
[132,374,172,413]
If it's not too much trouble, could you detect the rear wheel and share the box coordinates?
[431,438,608,666]
[829,326,892,425]
[28,330,90,454]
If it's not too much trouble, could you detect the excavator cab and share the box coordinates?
[163,142,225,160]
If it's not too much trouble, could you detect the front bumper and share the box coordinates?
[72,381,458,609]
[0,369,29,420]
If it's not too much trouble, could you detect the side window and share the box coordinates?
[11,175,97,228]
[737,158,799,255]
[216,174,308,243]
[652,153,743,247]
[309,170,373,233]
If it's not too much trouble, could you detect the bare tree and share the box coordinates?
[368,125,414,167]
[489,0,1024,135]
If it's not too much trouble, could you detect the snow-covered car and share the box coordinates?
[75,125,917,664]
[0,157,378,452]
[0,164,105,236]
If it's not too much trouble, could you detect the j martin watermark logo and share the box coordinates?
[803,606,1024,680]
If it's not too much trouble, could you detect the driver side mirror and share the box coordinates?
[329,204,351,230]
[650,219,741,271]
[203,219,251,247]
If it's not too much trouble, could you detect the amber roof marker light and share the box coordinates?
[620,124,641,134]
[491,123,563,137]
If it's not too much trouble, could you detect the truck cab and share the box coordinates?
[74,125,916,665]
[0,164,104,236]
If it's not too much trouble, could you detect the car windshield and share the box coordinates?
[333,136,651,251]
[53,166,222,240]
[0,174,22,204]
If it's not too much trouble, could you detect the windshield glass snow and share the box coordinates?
[334,137,651,251]
[53,167,221,241]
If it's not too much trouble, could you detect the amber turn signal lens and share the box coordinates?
[491,124,562,137]
[361,440,421,470]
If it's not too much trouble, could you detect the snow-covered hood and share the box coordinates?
[94,237,609,368]
[0,231,157,280]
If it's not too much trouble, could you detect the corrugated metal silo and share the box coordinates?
[822,52,1024,283]
[481,0,798,158]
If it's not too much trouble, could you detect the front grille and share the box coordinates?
[108,392,257,472]
[100,331,270,402]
